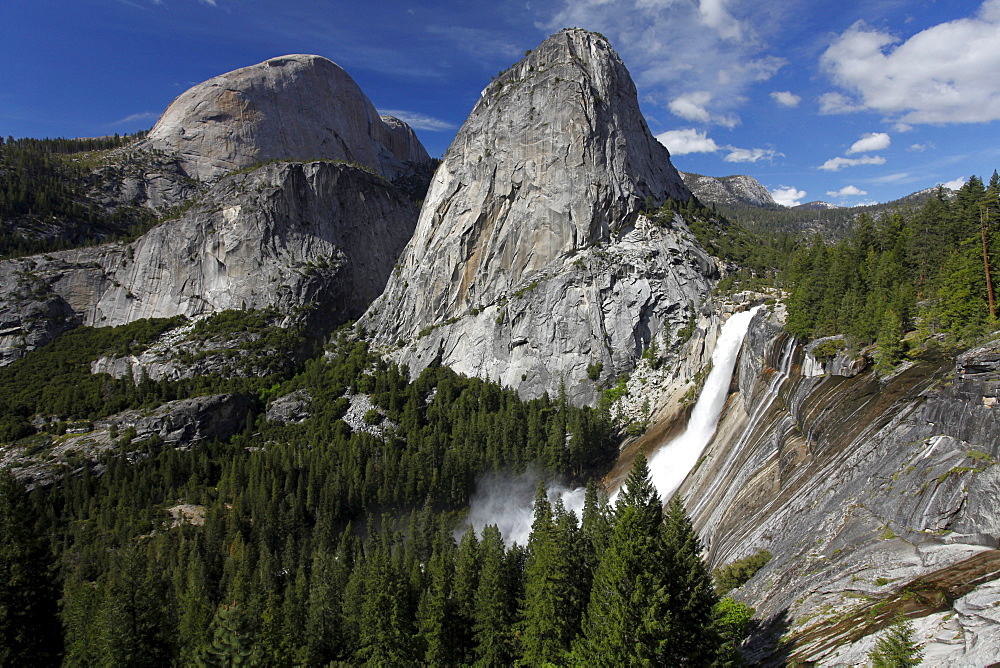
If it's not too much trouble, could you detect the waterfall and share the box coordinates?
[647,305,763,502]
[688,332,797,522]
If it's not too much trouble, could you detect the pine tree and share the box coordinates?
[0,471,62,666]
[575,503,673,665]
[354,533,415,666]
[452,527,481,661]
[176,549,215,666]
[868,618,924,667]
[195,602,262,667]
[615,453,662,529]
[303,542,352,664]
[873,309,904,374]
[516,487,579,665]
[99,544,175,666]
[416,545,456,665]
[575,456,672,665]
[660,496,721,665]
[473,525,514,667]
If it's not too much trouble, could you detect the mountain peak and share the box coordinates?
[141,54,430,181]
[363,31,709,404]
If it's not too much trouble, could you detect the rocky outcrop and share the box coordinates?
[675,312,1000,665]
[110,393,253,446]
[680,172,777,208]
[266,389,312,424]
[141,54,430,182]
[0,160,419,364]
[1,394,251,484]
[363,29,710,405]
[89,148,204,213]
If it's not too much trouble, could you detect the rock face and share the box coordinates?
[676,312,1000,665]
[363,29,712,405]
[111,394,253,446]
[793,200,842,210]
[90,149,205,214]
[141,54,430,181]
[680,172,777,208]
[1,394,251,484]
[0,161,418,364]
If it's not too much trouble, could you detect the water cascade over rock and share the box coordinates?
[647,305,761,501]
[678,311,1000,665]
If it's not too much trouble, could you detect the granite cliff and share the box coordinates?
[362,28,715,405]
[140,54,429,182]
[680,171,777,208]
[668,310,1000,665]
[1,52,432,366]
[0,160,418,365]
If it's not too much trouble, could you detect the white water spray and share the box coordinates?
[464,306,761,544]
[646,305,762,502]
[463,471,586,545]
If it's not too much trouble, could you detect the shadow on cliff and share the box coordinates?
[743,607,795,667]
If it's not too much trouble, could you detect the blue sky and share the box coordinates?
[3,0,999,206]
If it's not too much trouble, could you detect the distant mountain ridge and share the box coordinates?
[792,200,841,210]
[688,172,958,238]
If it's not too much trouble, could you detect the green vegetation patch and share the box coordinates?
[713,548,773,595]
[0,132,161,258]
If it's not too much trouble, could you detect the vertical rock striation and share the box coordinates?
[678,312,1000,665]
[363,29,715,405]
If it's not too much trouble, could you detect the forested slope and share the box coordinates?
[1,328,753,665]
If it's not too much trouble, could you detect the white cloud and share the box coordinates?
[698,0,742,40]
[379,109,457,132]
[669,92,713,123]
[668,91,739,127]
[818,91,865,115]
[724,147,781,163]
[942,176,967,190]
[771,186,806,207]
[771,91,801,107]
[847,132,890,154]
[654,129,778,162]
[655,128,719,155]
[545,0,786,128]
[820,2,1000,124]
[111,111,159,126]
[827,185,868,197]
[819,155,887,171]
[908,143,932,152]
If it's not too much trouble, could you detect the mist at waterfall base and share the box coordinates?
[646,305,762,502]
[463,306,760,545]
[462,469,586,545]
